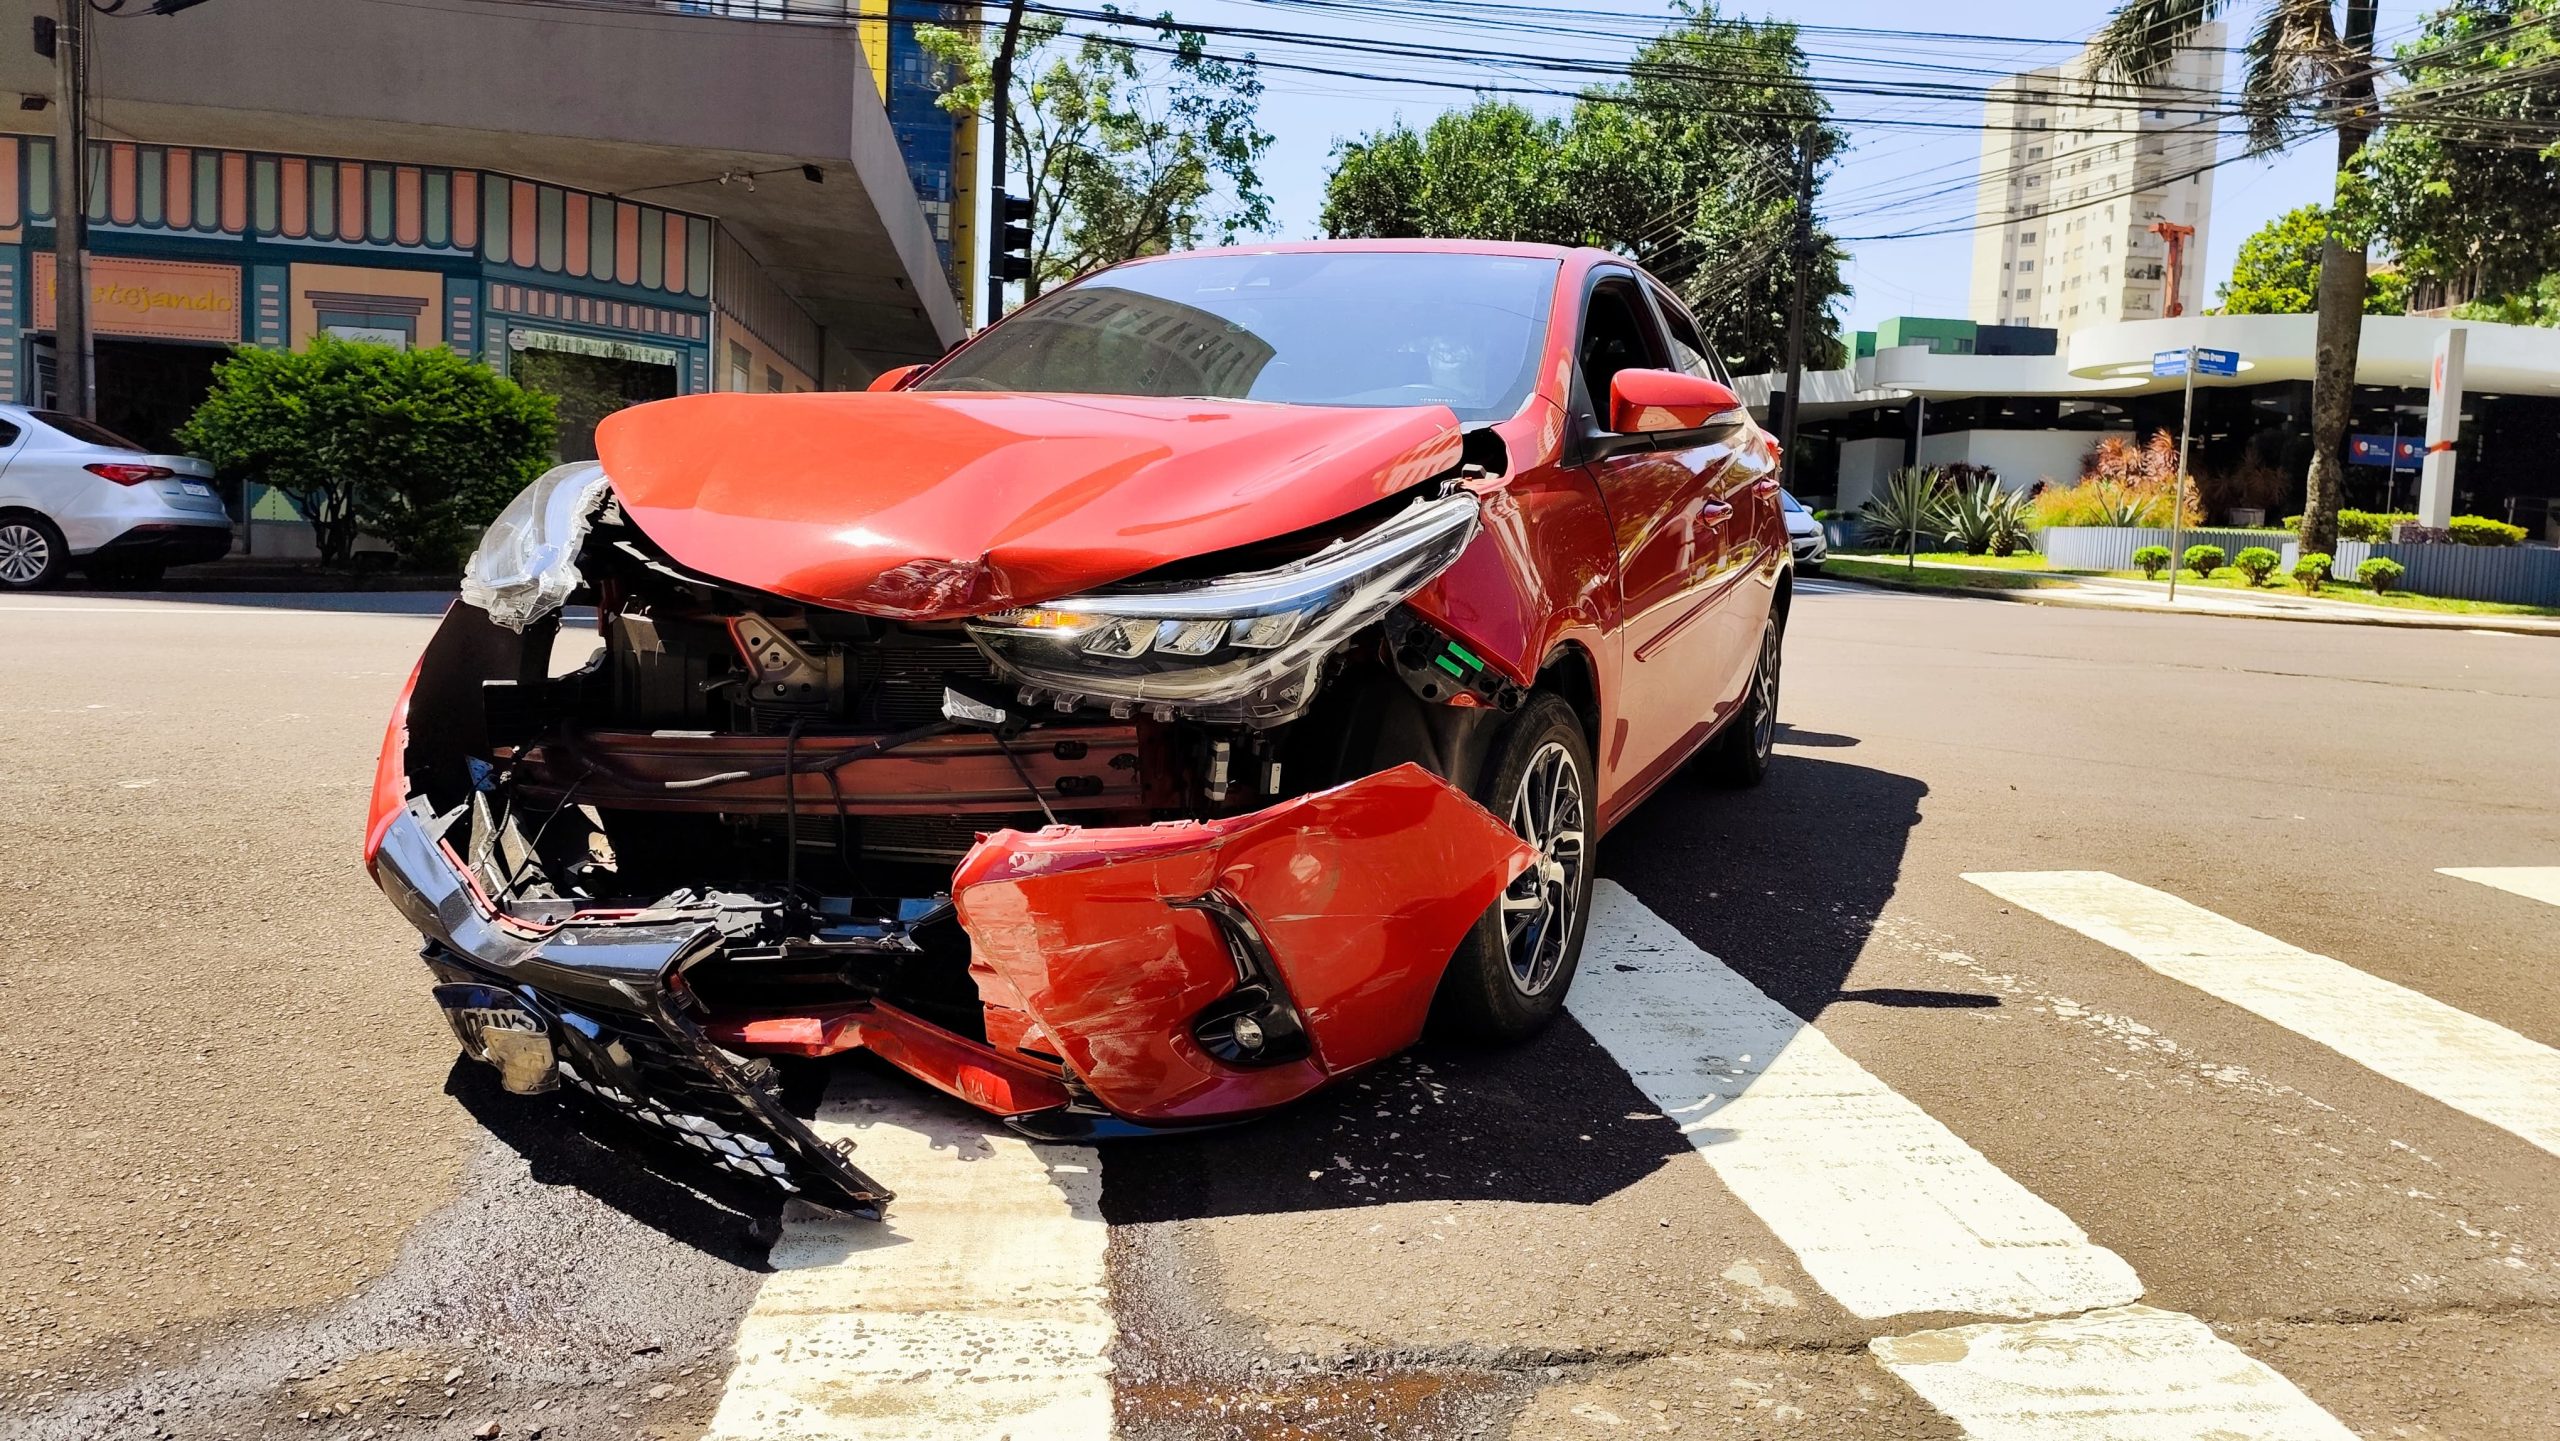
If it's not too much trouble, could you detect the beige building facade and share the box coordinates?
[1968,29,2226,339]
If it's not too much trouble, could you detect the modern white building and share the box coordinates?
[1737,312,2560,544]
[1967,28,2226,337]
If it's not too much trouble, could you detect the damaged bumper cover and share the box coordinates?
[374,746,1529,1214]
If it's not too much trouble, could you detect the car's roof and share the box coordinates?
[1119,238,1609,266]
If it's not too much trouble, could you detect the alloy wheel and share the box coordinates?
[1751,621,1781,762]
[1499,739,1587,996]
[0,523,50,586]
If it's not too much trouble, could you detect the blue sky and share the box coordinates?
[1159,0,2430,337]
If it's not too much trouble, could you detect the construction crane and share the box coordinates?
[2149,219,2196,319]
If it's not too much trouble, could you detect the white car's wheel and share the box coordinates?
[0,515,67,590]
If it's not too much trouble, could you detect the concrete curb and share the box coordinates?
[1817,568,2560,638]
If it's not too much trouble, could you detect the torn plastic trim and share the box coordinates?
[962,488,1482,727]
[460,461,611,632]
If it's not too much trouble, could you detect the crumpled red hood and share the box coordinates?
[595,390,1465,619]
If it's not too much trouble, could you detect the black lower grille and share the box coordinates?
[536,992,890,1215]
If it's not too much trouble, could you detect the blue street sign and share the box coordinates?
[2349,434,2423,470]
[2153,346,2241,378]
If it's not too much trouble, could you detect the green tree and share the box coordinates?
[1321,5,1845,374]
[920,14,1272,302]
[2348,1,2560,312]
[177,336,556,569]
[2095,0,2384,558]
[2218,204,2409,313]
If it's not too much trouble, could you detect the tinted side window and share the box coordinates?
[0,421,19,448]
[1649,289,1713,379]
[1577,279,1669,425]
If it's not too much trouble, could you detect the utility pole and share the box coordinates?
[52,0,91,419]
[984,0,1027,326]
[2168,343,2196,602]
[1774,127,1816,497]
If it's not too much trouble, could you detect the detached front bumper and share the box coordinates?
[374,760,1531,1215]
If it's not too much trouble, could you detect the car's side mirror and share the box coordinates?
[867,363,926,393]
[1608,368,1748,438]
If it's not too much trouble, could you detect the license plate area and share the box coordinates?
[432,982,559,1094]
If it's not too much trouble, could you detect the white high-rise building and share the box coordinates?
[1967,28,2226,339]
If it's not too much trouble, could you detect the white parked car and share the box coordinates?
[1781,488,1827,571]
[0,405,230,589]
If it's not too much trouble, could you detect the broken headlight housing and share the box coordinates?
[461,461,611,631]
[966,490,1482,727]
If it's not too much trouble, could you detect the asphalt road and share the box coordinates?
[2,582,2554,1440]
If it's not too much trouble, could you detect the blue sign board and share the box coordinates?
[2152,346,2242,378]
[2349,434,2423,470]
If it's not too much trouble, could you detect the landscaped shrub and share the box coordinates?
[2293,553,2332,592]
[178,335,557,568]
[1987,492,2034,557]
[2027,430,2201,529]
[1859,466,1946,551]
[2449,516,2527,546]
[2131,544,2171,578]
[2235,546,2281,586]
[1936,474,2032,555]
[2357,556,2407,593]
[2184,544,2227,578]
[2283,512,2524,546]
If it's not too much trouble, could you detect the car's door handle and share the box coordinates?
[1698,501,1734,524]
[1752,477,1781,496]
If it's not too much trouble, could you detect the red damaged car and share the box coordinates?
[365,240,1791,1216]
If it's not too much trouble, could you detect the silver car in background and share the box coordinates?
[0,405,230,590]
[1781,488,1826,572]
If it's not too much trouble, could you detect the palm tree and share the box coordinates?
[2093,0,2381,557]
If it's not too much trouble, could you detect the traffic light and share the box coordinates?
[997,194,1033,284]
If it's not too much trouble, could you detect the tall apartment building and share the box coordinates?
[1967,27,2225,339]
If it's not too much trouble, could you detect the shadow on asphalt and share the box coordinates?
[1772,722,1860,748]
[444,1060,783,1267]
[74,587,458,614]
[1099,750,1930,1224]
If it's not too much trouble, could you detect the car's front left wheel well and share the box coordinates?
[1537,641,1603,754]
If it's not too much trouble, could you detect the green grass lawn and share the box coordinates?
[1820,556,2074,592]
[1826,551,2559,617]
[2098,568,2560,618]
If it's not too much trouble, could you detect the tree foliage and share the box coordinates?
[920,14,1272,301]
[1319,4,1845,375]
[2347,0,2560,308]
[176,337,556,568]
[2218,204,2408,314]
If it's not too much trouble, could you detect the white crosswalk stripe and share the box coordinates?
[704,1089,1112,1441]
[1873,1306,2356,1441]
[1568,883,2140,1321]
[2440,866,2560,908]
[1967,870,2560,1159]
[1571,881,2358,1440]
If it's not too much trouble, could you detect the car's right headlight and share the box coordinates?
[966,490,1481,726]
[461,461,610,631]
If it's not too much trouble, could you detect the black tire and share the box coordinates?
[1699,611,1783,788]
[1431,691,1597,1043]
[0,514,67,591]
[86,560,165,590]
